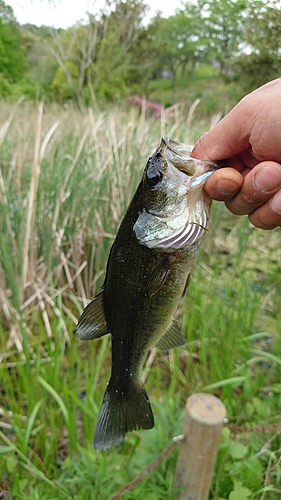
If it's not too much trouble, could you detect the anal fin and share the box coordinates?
[154,318,186,351]
[75,290,109,340]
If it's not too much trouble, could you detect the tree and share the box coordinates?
[152,6,209,85]
[89,0,149,98]
[0,0,16,23]
[149,0,247,86]
[181,0,247,77]
[40,15,106,108]
[125,13,167,92]
[233,0,281,91]
[21,26,58,94]
[0,1,26,86]
[38,0,148,106]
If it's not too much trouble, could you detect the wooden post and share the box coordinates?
[174,393,226,500]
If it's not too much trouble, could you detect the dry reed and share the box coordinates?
[0,99,213,351]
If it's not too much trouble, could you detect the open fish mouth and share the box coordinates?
[160,135,220,176]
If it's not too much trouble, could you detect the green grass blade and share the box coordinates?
[22,398,44,455]
[38,376,69,427]
[250,349,281,367]
[202,376,246,391]
[0,431,69,495]
[0,445,16,453]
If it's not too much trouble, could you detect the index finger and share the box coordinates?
[191,100,252,161]
[192,78,281,164]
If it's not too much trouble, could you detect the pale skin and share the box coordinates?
[191,78,281,229]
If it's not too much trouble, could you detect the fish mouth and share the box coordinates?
[160,135,221,176]
[160,135,224,192]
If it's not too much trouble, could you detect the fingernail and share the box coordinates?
[254,168,281,192]
[216,179,240,194]
[270,189,281,214]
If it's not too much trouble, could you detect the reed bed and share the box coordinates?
[0,99,205,350]
[0,100,281,499]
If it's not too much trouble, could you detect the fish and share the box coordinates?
[75,135,221,450]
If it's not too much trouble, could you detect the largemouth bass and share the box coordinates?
[76,136,221,450]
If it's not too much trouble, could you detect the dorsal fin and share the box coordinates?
[75,291,109,340]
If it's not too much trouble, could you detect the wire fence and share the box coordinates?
[107,420,281,500]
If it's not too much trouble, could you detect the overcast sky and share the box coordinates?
[6,0,183,28]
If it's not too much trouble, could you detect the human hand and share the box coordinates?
[191,78,281,229]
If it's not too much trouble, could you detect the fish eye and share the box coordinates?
[146,168,163,187]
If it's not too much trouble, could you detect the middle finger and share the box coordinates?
[225,161,281,215]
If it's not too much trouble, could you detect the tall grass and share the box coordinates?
[0,99,207,350]
[0,100,281,499]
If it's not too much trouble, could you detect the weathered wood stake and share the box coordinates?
[174,393,226,500]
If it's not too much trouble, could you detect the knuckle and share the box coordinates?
[248,203,281,229]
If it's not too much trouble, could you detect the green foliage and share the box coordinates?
[0,1,27,97]
[214,428,264,497]
[33,0,151,107]
[233,0,281,91]
[51,63,78,101]
[150,7,208,86]
[1,0,281,105]
[0,16,25,84]
[0,0,16,23]
[21,26,58,97]
[0,71,12,95]
[150,0,247,85]
[89,32,131,101]
[147,64,236,115]
[197,0,247,74]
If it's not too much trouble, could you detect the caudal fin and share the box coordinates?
[94,384,154,450]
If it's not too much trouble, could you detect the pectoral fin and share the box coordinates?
[75,290,109,340]
[154,318,187,351]
[148,254,171,296]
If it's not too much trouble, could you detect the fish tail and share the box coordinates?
[94,383,154,450]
